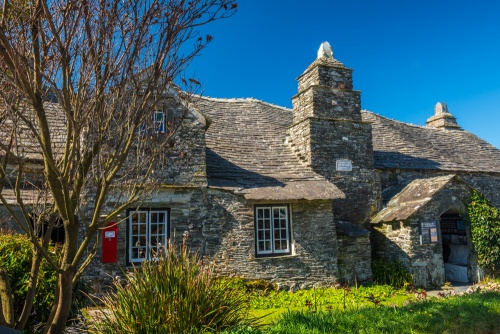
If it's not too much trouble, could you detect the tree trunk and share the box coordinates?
[44,269,73,334]
[15,251,43,330]
[0,267,14,327]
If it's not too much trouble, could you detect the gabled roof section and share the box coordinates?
[362,111,500,173]
[0,102,67,161]
[193,96,344,201]
[371,174,459,223]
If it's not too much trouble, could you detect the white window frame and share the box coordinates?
[254,205,291,257]
[153,110,165,133]
[128,209,169,263]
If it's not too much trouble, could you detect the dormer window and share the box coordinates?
[154,110,165,133]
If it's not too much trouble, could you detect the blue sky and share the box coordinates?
[188,0,500,149]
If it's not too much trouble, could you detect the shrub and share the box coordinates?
[244,279,275,293]
[91,243,254,333]
[218,277,275,295]
[467,190,500,272]
[371,258,413,288]
[0,232,90,329]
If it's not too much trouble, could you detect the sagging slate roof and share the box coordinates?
[193,97,344,201]
[362,111,500,173]
[0,102,66,161]
[371,174,458,223]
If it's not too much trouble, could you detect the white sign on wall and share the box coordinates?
[336,159,352,172]
[105,231,116,239]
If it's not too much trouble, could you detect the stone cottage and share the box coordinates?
[3,42,500,289]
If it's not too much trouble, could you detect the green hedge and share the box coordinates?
[467,190,500,272]
[0,233,89,329]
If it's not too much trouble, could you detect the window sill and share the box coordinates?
[251,253,296,260]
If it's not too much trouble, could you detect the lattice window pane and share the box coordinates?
[129,209,169,262]
[255,206,290,255]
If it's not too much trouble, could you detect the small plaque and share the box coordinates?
[336,159,352,172]
[420,221,438,244]
[105,231,116,238]
[421,221,437,229]
[421,230,431,244]
[430,228,438,242]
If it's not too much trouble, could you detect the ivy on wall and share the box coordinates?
[467,190,500,272]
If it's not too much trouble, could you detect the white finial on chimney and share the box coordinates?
[317,42,333,59]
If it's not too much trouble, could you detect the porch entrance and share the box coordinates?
[440,212,470,283]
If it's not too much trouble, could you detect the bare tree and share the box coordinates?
[0,0,237,333]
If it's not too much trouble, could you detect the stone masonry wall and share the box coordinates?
[337,234,372,284]
[204,189,339,290]
[154,98,208,186]
[290,57,381,226]
[82,187,207,293]
[81,98,208,291]
[292,86,362,123]
[296,64,355,102]
[309,118,380,225]
[373,178,473,288]
[287,119,311,166]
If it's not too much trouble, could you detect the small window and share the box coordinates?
[254,205,291,257]
[127,208,169,263]
[138,110,166,135]
[154,110,165,133]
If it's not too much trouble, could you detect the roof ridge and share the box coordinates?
[361,110,432,130]
[362,109,499,149]
[195,95,292,112]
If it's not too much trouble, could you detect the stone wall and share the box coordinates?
[336,221,372,284]
[372,177,474,287]
[82,187,207,292]
[289,56,381,226]
[308,118,380,224]
[81,98,208,290]
[287,118,311,166]
[292,86,362,122]
[151,97,208,187]
[204,189,339,289]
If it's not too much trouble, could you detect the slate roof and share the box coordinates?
[0,188,51,205]
[0,102,66,161]
[193,97,344,201]
[371,174,459,223]
[194,96,500,200]
[362,111,500,173]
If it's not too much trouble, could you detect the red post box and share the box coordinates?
[102,222,118,263]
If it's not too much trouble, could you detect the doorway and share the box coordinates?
[440,212,469,282]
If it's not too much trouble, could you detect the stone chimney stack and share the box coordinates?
[426,102,461,130]
[287,42,380,225]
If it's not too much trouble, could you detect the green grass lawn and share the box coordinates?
[264,292,500,333]
[236,283,500,334]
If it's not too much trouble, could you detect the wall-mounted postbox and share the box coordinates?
[102,222,118,263]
